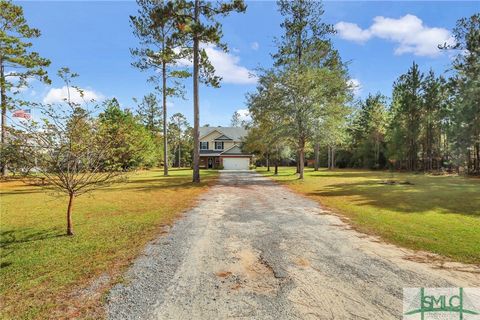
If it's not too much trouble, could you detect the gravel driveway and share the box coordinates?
[107,171,479,320]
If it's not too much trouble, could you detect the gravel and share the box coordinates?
[106,171,479,320]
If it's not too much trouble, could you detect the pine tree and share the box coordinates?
[168,112,189,167]
[421,70,446,171]
[351,93,389,169]
[136,93,162,136]
[390,62,424,171]
[442,14,480,174]
[130,0,190,176]
[171,0,246,182]
[230,111,241,127]
[0,0,50,176]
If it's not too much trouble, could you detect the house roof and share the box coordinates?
[199,150,222,156]
[222,145,243,154]
[214,134,233,141]
[199,126,248,141]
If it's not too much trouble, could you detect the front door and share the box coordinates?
[208,157,213,169]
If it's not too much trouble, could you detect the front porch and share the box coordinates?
[200,156,220,169]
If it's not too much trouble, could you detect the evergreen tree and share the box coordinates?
[168,112,189,167]
[421,70,447,171]
[389,62,424,171]
[442,14,480,174]
[230,111,241,127]
[136,93,162,136]
[350,93,389,169]
[0,0,50,176]
[130,0,190,176]
[99,98,157,170]
[171,0,246,182]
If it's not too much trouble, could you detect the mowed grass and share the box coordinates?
[0,169,218,319]
[258,167,480,264]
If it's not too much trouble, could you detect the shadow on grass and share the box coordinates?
[0,188,45,196]
[0,228,67,269]
[110,175,217,192]
[0,229,66,248]
[305,180,480,217]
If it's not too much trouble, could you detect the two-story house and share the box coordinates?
[199,126,252,170]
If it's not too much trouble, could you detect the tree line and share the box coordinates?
[244,6,479,177]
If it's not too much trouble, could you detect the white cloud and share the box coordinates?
[236,109,251,122]
[43,86,103,104]
[174,44,257,85]
[250,42,260,50]
[347,78,362,95]
[335,22,372,43]
[347,78,362,96]
[204,45,257,84]
[335,14,454,57]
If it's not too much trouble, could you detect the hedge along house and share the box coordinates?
[199,127,253,170]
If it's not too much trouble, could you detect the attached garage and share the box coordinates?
[222,157,250,170]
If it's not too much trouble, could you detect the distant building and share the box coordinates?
[199,127,252,170]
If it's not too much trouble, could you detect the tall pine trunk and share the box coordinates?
[476,142,480,175]
[296,151,300,173]
[327,146,331,169]
[66,193,74,236]
[327,145,336,169]
[314,142,319,171]
[178,141,181,168]
[192,0,200,183]
[266,153,270,171]
[331,146,335,169]
[1,60,7,177]
[298,137,305,179]
[274,158,278,175]
[162,61,168,176]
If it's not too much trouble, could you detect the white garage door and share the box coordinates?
[223,158,249,170]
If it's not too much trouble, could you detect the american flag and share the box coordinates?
[12,109,31,120]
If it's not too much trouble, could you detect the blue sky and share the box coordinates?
[16,1,479,126]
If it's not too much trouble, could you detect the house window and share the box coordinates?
[214,142,224,150]
[200,142,209,150]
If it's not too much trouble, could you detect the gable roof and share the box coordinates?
[199,126,248,141]
[214,134,233,141]
[221,145,243,154]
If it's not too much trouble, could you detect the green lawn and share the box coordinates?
[0,169,217,319]
[258,167,480,264]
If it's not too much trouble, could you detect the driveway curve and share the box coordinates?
[107,171,479,320]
